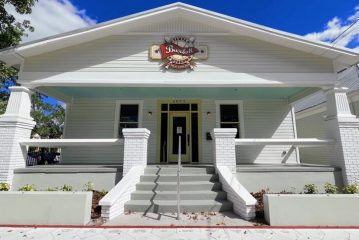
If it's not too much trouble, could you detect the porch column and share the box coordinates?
[122,128,150,176]
[324,87,359,184]
[212,128,237,173]
[0,86,36,184]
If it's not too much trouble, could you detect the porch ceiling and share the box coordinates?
[37,86,318,103]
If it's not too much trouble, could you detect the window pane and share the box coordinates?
[191,104,198,111]
[161,104,168,111]
[120,105,139,122]
[220,123,240,138]
[169,104,190,111]
[220,105,239,122]
[160,113,168,162]
[191,113,199,162]
[119,123,138,138]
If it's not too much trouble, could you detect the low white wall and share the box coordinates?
[236,171,343,193]
[100,166,144,221]
[264,194,359,226]
[0,192,92,225]
[216,166,256,220]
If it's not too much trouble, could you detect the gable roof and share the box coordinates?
[1,2,359,70]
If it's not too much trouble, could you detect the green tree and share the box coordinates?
[1,0,38,113]
[1,0,65,138]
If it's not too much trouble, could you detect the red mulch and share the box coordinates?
[251,190,265,220]
[91,191,104,219]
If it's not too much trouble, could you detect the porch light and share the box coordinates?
[206,112,212,116]
[148,111,153,116]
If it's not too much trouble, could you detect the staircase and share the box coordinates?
[124,165,233,213]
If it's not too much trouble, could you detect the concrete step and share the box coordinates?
[140,174,218,182]
[131,190,227,201]
[144,167,215,174]
[124,200,233,213]
[136,181,222,191]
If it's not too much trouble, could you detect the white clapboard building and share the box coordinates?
[1,3,359,220]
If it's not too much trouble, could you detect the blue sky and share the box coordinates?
[7,0,359,49]
[70,0,359,35]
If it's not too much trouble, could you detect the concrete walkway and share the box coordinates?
[1,227,359,240]
[104,212,256,226]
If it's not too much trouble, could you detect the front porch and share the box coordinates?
[11,163,342,194]
[1,84,357,221]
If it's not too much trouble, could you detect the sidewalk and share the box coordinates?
[1,226,359,240]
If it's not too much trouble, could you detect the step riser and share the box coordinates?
[144,168,215,174]
[131,192,227,201]
[124,203,233,213]
[140,175,217,182]
[136,183,222,191]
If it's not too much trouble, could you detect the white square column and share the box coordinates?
[122,128,150,176]
[0,87,36,184]
[212,128,237,173]
[325,87,359,184]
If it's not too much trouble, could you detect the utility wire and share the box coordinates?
[331,17,359,46]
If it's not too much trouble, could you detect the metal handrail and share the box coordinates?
[177,134,181,220]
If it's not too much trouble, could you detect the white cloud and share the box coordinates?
[5,0,96,43]
[305,5,359,49]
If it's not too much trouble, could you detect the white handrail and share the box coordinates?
[19,138,124,147]
[235,138,335,147]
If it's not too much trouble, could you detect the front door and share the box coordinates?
[168,112,191,163]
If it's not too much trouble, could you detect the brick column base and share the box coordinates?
[0,87,35,184]
[122,128,150,176]
[325,87,359,184]
[212,128,237,173]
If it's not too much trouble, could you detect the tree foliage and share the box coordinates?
[1,0,65,139]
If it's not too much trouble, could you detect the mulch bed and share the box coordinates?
[250,190,266,225]
[91,191,104,219]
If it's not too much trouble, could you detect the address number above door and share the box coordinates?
[149,36,208,70]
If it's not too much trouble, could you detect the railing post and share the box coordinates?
[122,128,150,176]
[212,128,237,174]
[0,87,36,184]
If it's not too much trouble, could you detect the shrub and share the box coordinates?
[303,184,318,194]
[0,183,10,191]
[324,183,338,194]
[342,184,359,194]
[99,190,108,197]
[61,184,73,192]
[18,184,36,191]
[83,181,94,192]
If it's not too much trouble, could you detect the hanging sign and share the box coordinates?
[149,36,208,70]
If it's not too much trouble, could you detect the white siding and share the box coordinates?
[62,98,158,164]
[238,99,297,164]
[22,35,332,76]
[296,111,333,165]
[62,98,296,164]
[296,99,359,165]
[62,100,121,164]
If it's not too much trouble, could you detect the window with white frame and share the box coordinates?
[216,101,243,138]
[115,102,142,138]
